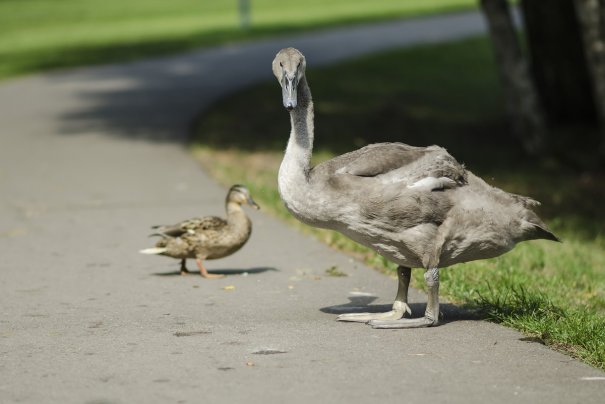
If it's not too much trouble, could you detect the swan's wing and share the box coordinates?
[333,143,432,177]
[315,143,467,189]
[151,216,227,237]
[509,192,541,208]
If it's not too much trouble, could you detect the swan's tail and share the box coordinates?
[524,211,561,242]
[139,247,168,255]
[529,224,561,242]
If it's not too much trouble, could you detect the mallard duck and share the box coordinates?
[140,184,259,278]
[272,47,559,328]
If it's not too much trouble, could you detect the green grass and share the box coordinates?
[191,36,605,369]
[0,0,475,80]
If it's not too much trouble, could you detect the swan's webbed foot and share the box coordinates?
[336,301,412,323]
[370,267,441,329]
[337,266,412,323]
[368,314,437,329]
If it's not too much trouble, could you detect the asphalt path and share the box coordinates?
[0,10,603,404]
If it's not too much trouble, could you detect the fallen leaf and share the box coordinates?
[1,227,27,238]
[325,266,347,277]
[246,361,255,367]
[223,285,236,291]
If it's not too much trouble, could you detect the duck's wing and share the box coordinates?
[151,216,227,237]
[314,143,467,189]
[193,216,228,232]
[150,224,187,237]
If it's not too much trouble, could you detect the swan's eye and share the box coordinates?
[279,62,283,67]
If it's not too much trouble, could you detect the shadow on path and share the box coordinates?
[321,296,482,324]
[36,11,487,143]
[152,266,278,277]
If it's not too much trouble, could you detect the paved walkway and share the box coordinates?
[0,11,603,404]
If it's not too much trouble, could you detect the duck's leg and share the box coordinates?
[195,258,224,279]
[336,266,412,323]
[368,267,439,329]
[180,259,190,276]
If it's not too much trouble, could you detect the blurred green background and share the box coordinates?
[0,0,475,79]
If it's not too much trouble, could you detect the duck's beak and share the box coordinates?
[247,195,260,210]
[282,76,298,111]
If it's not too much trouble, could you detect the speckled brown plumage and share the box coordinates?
[140,185,259,278]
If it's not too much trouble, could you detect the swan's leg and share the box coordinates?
[336,266,412,323]
[180,259,190,276]
[369,267,440,329]
[195,258,225,279]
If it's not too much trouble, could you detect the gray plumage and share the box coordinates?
[272,47,558,328]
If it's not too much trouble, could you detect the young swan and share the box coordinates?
[272,47,558,328]
[140,185,259,278]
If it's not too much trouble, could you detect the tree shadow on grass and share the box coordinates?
[47,16,485,143]
[194,38,605,239]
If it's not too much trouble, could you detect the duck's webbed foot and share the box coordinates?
[336,301,411,322]
[337,266,412,323]
[370,267,440,329]
[195,259,225,279]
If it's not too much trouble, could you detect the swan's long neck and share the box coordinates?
[278,76,314,205]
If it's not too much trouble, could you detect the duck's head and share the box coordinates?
[227,184,260,210]
[272,47,306,111]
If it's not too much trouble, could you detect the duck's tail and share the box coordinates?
[148,232,171,238]
[139,247,168,255]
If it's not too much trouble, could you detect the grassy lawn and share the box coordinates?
[0,0,475,80]
[192,36,605,369]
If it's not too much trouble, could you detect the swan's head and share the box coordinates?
[227,184,260,210]
[272,47,306,111]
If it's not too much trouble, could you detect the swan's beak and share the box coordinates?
[247,195,260,210]
[282,76,297,111]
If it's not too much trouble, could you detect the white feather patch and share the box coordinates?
[139,247,167,255]
[407,176,457,191]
